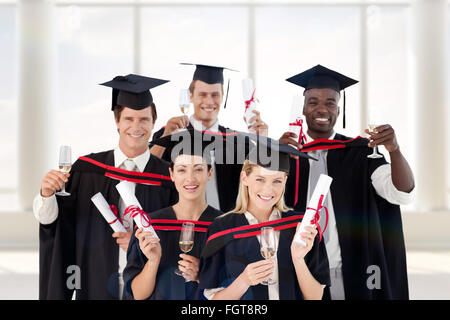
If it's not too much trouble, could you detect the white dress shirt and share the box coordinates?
[204,208,281,300]
[303,131,415,269]
[189,115,221,210]
[113,148,150,273]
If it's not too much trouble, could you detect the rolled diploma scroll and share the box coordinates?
[91,192,127,233]
[294,174,333,246]
[288,95,303,138]
[242,78,258,128]
[115,181,159,239]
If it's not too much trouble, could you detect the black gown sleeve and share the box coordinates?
[39,167,80,300]
[122,231,147,300]
[152,127,165,141]
[303,235,331,287]
[198,221,230,293]
[151,127,172,162]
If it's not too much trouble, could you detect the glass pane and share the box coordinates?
[255,6,361,139]
[0,6,17,210]
[366,6,410,158]
[140,6,249,133]
[55,6,134,160]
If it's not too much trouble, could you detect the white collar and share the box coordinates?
[244,207,281,225]
[114,147,150,172]
[190,115,220,132]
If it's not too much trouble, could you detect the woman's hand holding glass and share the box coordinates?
[241,259,275,287]
[178,254,200,282]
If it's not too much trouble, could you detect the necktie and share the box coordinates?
[123,158,137,172]
[308,150,329,244]
[205,150,221,210]
[119,159,137,231]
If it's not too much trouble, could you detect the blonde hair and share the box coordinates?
[229,160,291,214]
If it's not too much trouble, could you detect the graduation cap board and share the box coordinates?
[237,131,317,173]
[286,64,358,128]
[149,128,240,165]
[180,63,237,108]
[100,74,169,110]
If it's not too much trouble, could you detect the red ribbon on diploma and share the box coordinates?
[244,89,258,111]
[306,194,329,242]
[108,205,123,225]
[289,118,307,145]
[124,205,151,228]
[108,205,131,230]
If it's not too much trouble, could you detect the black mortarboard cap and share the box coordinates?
[181,63,237,84]
[149,128,227,164]
[100,74,169,110]
[239,131,316,173]
[181,63,237,108]
[286,65,358,128]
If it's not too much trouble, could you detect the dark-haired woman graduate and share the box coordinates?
[123,129,222,300]
[199,137,330,300]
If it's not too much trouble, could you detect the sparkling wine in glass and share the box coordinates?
[179,89,191,116]
[56,145,72,196]
[260,226,277,285]
[367,124,383,159]
[174,222,195,276]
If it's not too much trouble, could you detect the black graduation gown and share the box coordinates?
[284,133,409,300]
[123,205,222,300]
[198,211,330,300]
[152,124,249,212]
[39,150,178,300]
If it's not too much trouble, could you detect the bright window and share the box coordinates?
[0,5,17,210]
[254,6,361,139]
[140,6,249,133]
[55,6,134,159]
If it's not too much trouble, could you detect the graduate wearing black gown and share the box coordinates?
[200,210,330,300]
[281,65,415,299]
[199,136,330,300]
[123,129,225,300]
[38,75,177,300]
[151,63,265,213]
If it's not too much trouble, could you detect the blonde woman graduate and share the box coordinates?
[199,136,330,300]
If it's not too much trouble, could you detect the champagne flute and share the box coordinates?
[179,89,191,116]
[55,145,72,196]
[174,222,195,276]
[260,226,277,285]
[367,124,383,159]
